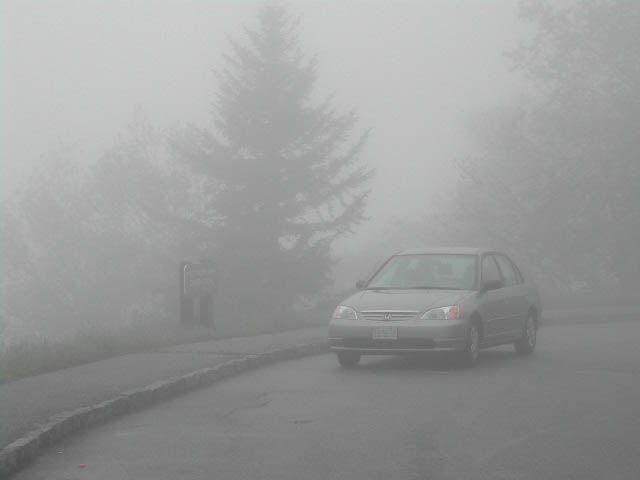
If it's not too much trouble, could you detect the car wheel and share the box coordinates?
[514,312,537,354]
[460,322,480,367]
[337,351,361,368]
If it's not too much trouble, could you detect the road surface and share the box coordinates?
[15,322,640,480]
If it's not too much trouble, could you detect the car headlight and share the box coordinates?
[332,305,358,321]
[420,306,460,320]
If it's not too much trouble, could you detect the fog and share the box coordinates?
[3,1,523,220]
[2,0,639,346]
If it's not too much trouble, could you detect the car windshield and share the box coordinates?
[366,254,477,290]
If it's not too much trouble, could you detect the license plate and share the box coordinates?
[372,326,398,340]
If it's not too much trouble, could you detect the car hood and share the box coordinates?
[343,289,473,312]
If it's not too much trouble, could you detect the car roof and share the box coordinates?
[395,247,493,256]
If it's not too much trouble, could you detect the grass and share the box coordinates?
[0,309,331,384]
[3,301,639,383]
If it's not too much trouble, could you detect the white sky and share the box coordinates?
[2,0,527,238]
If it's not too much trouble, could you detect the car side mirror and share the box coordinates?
[355,280,366,290]
[481,279,504,292]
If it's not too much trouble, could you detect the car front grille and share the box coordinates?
[360,310,419,321]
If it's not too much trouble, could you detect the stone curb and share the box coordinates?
[0,341,330,478]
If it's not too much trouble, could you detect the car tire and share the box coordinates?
[514,311,537,354]
[337,351,361,368]
[460,321,480,367]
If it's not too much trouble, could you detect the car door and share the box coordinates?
[494,254,528,338]
[478,254,510,343]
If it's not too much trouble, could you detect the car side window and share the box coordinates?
[512,260,524,283]
[495,255,519,286]
[481,255,501,283]
[515,266,524,283]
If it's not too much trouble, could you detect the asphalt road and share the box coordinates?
[0,326,327,449]
[16,322,640,480]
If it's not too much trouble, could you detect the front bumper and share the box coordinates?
[328,318,469,354]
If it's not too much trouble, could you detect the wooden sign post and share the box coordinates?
[180,260,216,327]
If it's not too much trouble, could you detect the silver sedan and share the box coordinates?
[329,247,541,367]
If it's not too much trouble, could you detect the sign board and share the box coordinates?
[183,262,216,298]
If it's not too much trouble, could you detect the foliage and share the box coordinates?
[0,303,331,383]
[428,0,640,299]
[1,114,198,341]
[510,0,640,287]
[173,5,372,323]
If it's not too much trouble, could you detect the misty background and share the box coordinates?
[2,0,639,346]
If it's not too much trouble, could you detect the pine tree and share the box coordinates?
[174,5,372,323]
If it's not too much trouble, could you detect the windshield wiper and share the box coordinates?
[407,286,463,290]
[366,286,464,290]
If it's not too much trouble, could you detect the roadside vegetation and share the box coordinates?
[0,300,335,384]
[2,1,639,380]
[332,0,640,307]
[1,5,369,367]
